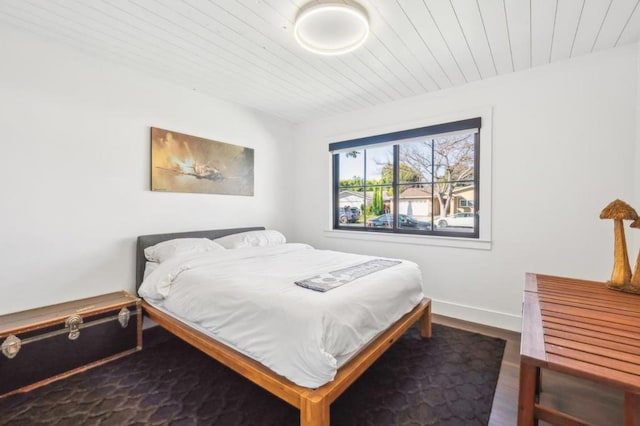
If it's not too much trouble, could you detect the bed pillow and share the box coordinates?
[143,261,159,280]
[214,230,286,249]
[144,238,225,263]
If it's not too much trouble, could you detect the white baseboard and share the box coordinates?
[432,299,522,332]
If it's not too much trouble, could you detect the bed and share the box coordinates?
[136,227,431,426]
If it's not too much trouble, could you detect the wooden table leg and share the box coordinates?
[518,362,539,426]
[624,392,640,426]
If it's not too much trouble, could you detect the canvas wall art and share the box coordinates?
[151,127,254,196]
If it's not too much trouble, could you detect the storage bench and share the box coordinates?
[0,291,142,397]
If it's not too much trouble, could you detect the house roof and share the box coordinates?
[339,190,371,203]
[452,184,475,195]
[341,185,473,202]
[399,187,431,199]
[396,184,474,200]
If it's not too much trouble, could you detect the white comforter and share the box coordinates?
[139,243,424,388]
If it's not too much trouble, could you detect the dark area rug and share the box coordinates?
[0,323,505,426]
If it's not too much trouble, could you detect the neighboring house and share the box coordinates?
[451,185,475,215]
[397,187,432,220]
[340,190,395,213]
[338,190,370,210]
[391,185,475,219]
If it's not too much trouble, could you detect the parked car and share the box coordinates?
[366,214,431,230]
[338,207,361,223]
[349,207,361,222]
[437,212,474,228]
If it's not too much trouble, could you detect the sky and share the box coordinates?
[338,145,393,182]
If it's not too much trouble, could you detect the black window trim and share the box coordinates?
[328,117,481,152]
[331,117,481,239]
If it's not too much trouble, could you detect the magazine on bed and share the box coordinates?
[295,259,401,292]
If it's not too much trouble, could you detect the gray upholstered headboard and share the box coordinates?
[135,227,265,292]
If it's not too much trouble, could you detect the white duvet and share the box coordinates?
[139,243,424,388]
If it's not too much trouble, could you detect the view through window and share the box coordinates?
[331,118,480,238]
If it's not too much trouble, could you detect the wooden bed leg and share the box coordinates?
[300,393,329,426]
[420,299,432,338]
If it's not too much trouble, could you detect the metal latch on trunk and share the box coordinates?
[118,307,130,328]
[1,335,21,359]
[65,314,83,340]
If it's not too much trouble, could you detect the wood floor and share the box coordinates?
[433,314,627,426]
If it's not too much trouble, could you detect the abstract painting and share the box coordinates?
[151,127,254,196]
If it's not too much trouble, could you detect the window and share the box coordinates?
[330,118,480,238]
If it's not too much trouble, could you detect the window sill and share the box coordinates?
[323,229,492,250]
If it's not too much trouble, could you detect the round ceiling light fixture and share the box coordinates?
[294,1,369,56]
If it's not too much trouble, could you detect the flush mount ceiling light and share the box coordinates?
[294,1,369,55]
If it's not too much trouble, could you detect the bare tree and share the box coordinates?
[400,133,475,217]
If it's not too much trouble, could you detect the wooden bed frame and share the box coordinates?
[136,227,432,426]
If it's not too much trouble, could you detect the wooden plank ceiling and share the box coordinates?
[1,0,639,123]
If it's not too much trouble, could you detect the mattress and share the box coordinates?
[139,243,424,388]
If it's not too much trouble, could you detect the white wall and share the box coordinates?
[0,26,295,315]
[633,43,640,267]
[292,45,638,331]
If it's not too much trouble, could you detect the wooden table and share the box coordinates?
[519,273,640,425]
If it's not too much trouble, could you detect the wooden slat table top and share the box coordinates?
[522,273,640,393]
